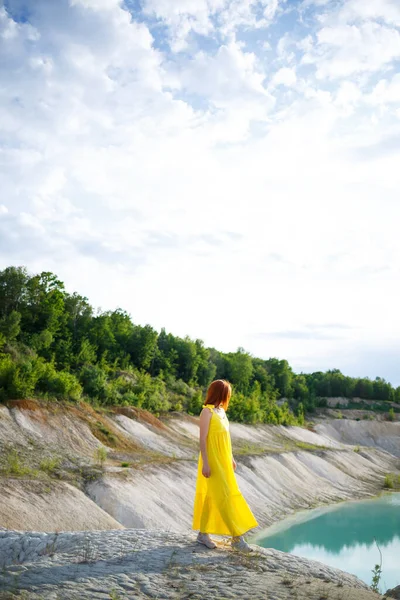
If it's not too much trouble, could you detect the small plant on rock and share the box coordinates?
[78,533,98,564]
[387,408,395,422]
[370,538,383,593]
[94,446,108,467]
[4,449,34,476]
[383,474,394,489]
[371,564,382,592]
[39,456,61,473]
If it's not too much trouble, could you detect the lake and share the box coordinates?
[255,493,400,592]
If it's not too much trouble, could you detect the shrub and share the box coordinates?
[296,402,305,426]
[371,563,382,593]
[37,363,82,401]
[187,390,203,415]
[79,365,108,400]
[121,391,142,407]
[40,457,61,473]
[0,353,14,400]
[383,474,394,489]
[94,446,108,467]
[387,408,395,422]
[0,356,42,399]
[3,449,34,476]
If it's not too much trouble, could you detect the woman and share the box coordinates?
[192,379,258,551]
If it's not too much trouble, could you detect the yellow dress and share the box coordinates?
[192,404,258,536]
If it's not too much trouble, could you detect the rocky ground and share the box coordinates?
[0,528,388,600]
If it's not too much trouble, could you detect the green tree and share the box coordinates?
[265,358,294,398]
[129,324,158,371]
[228,347,254,394]
[195,340,216,387]
[0,310,21,342]
[0,266,29,317]
[293,374,309,400]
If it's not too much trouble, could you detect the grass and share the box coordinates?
[132,451,178,469]
[384,474,393,489]
[94,421,118,445]
[230,547,266,572]
[94,446,108,467]
[77,532,99,564]
[2,449,38,477]
[40,532,60,557]
[234,439,329,456]
[383,473,400,489]
[293,441,328,451]
[339,400,400,413]
[81,407,140,452]
[39,457,61,473]
[234,442,277,456]
[353,445,360,453]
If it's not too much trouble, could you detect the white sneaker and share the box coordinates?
[196,532,217,549]
[231,536,253,553]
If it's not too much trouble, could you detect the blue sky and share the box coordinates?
[1,0,400,385]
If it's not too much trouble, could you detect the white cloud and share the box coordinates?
[301,0,330,7]
[270,67,297,87]
[218,0,281,37]
[367,74,400,106]
[178,42,270,103]
[71,0,122,9]
[336,0,400,28]
[334,81,361,115]
[297,35,313,53]
[303,22,400,79]
[143,0,282,50]
[143,0,224,51]
[300,0,400,81]
[276,32,296,63]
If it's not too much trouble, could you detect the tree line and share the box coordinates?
[0,266,398,425]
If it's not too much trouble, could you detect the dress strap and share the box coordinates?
[202,404,214,413]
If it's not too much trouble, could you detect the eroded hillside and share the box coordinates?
[0,399,399,533]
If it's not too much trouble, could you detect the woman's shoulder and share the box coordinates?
[201,404,214,415]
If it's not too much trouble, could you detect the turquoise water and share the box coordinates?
[256,494,400,591]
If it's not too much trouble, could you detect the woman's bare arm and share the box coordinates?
[199,408,212,477]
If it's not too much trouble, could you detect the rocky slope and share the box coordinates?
[0,399,399,532]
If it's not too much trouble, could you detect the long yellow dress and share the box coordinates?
[192,404,259,536]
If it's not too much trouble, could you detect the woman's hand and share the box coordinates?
[232,457,237,471]
[202,463,211,478]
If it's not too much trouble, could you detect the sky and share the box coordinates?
[1,0,400,386]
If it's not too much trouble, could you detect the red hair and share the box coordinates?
[205,379,232,410]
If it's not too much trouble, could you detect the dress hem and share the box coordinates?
[191,523,259,537]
